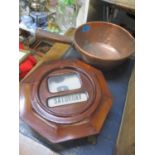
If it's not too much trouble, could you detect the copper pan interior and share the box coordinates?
[74,22,135,60]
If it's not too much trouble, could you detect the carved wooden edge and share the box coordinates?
[20,28,75,83]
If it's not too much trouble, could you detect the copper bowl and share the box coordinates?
[73,22,135,69]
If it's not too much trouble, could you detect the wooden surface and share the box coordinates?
[116,68,135,155]
[36,29,73,44]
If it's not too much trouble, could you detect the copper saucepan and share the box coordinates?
[36,21,135,69]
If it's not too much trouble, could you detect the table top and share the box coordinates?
[20,47,134,155]
[101,0,135,10]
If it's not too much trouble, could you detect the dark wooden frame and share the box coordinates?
[20,59,112,143]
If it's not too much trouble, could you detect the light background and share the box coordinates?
[135,0,155,154]
[0,0,155,155]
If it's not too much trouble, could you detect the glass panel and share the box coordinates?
[47,92,89,108]
[47,73,81,93]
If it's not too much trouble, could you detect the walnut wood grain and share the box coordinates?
[20,59,112,143]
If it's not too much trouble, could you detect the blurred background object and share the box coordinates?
[19,0,135,35]
[101,0,135,36]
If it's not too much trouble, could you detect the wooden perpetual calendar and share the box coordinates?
[20,59,112,143]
